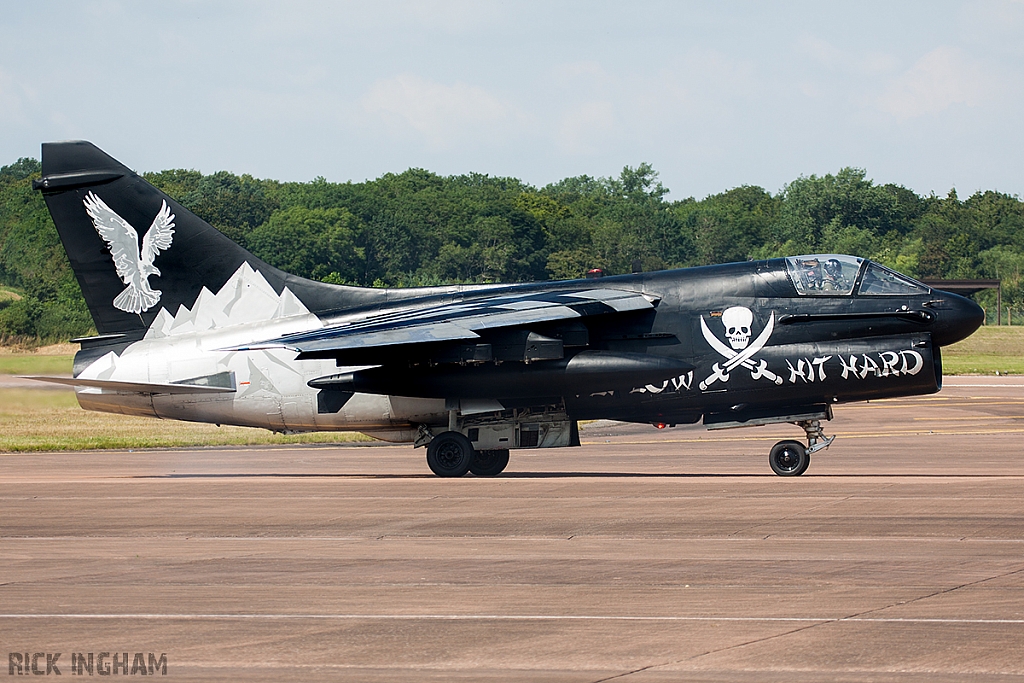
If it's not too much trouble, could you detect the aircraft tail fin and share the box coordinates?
[36,141,378,338]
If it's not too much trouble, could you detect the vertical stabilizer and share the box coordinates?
[35,141,380,338]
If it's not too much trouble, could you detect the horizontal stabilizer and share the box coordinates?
[22,376,236,395]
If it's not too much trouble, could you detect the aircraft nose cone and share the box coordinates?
[930,291,985,347]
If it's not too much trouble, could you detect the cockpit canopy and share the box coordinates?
[784,254,930,296]
[786,255,861,295]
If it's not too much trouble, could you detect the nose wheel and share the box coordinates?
[769,419,834,476]
[769,440,809,476]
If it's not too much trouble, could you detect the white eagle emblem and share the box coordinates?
[83,191,175,314]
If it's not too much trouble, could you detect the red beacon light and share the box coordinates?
[654,422,667,429]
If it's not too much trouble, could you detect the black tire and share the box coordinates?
[769,440,810,476]
[469,449,510,476]
[426,431,474,477]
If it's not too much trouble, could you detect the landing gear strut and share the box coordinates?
[769,419,834,477]
[797,419,835,456]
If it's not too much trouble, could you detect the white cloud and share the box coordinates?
[798,35,844,67]
[360,74,525,149]
[797,35,897,75]
[876,46,993,119]
[556,101,615,155]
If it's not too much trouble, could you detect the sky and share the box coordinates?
[1,0,1022,200]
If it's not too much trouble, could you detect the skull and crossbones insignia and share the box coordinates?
[722,306,753,349]
[699,306,783,390]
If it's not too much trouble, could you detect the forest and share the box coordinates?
[1,156,1023,342]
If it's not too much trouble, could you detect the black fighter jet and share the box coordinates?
[31,141,984,476]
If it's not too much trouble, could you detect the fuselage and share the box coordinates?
[70,254,983,441]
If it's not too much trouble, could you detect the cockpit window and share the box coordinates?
[785,254,861,295]
[857,262,930,296]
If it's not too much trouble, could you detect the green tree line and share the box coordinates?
[2,157,1023,343]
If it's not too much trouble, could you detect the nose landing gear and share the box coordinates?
[769,419,834,476]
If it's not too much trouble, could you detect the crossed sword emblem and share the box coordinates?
[698,312,783,390]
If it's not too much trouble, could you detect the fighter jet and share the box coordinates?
[29,141,984,476]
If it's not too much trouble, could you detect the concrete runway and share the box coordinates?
[3,377,1024,681]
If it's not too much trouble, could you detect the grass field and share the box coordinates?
[941,325,1024,374]
[1,326,1021,452]
[0,342,76,374]
[0,354,74,375]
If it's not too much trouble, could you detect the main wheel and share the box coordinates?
[426,431,474,477]
[769,440,810,476]
[469,449,510,476]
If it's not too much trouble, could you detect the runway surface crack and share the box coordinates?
[848,563,1024,620]
[588,662,663,682]
[590,620,834,681]
[577,559,1024,680]
[726,493,859,537]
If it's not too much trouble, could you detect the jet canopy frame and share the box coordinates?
[785,254,931,297]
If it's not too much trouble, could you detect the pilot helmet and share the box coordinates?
[824,258,843,278]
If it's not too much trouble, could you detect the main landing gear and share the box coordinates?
[425,431,510,477]
[769,419,834,477]
[469,449,510,476]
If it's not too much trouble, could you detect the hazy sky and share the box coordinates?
[2,1,1022,200]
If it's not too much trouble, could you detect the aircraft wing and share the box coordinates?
[234,287,658,358]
